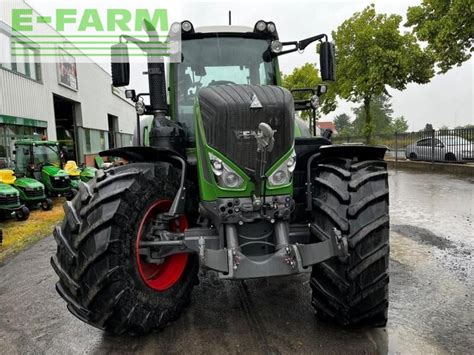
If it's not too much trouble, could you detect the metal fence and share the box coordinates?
[332,128,474,164]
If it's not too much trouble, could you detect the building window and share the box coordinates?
[85,129,91,152]
[0,32,42,82]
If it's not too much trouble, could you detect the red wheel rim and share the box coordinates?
[135,199,189,291]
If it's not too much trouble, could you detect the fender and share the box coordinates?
[318,144,388,160]
[99,146,187,216]
[100,146,185,165]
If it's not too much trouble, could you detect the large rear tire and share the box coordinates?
[51,163,199,335]
[310,157,390,327]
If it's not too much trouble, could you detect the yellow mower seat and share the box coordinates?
[0,169,16,185]
[64,161,81,176]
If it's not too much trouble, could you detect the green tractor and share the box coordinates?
[14,140,74,200]
[52,21,390,334]
[0,169,53,211]
[0,181,29,221]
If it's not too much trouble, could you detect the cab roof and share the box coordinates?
[195,25,254,34]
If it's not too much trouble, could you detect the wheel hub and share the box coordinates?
[135,199,189,291]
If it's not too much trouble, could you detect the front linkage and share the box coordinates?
[137,197,349,279]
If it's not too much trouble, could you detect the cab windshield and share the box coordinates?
[33,145,60,167]
[176,37,276,140]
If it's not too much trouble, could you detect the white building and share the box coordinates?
[0,2,136,166]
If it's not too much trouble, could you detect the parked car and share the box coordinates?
[405,135,474,162]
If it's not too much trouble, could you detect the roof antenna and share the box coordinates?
[229,11,232,25]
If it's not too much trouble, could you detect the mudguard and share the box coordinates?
[318,144,388,160]
[100,146,185,168]
[99,146,187,216]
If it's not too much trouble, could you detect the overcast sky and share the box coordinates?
[127,0,473,131]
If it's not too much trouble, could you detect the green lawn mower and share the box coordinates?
[0,169,52,211]
[63,160,96,189]
[14,140,75,200]
[0,181,29,221]
[52,21,390,335]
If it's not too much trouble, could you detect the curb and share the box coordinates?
[385,159,474,177]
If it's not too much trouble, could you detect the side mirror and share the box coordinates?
[320,42,336,81]
[111,43,130,87]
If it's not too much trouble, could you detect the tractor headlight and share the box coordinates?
[271,40,283,54]
[267,22,276,33]
[170,22,181,34]
[209,153,244,189]
[181,21,193,33]
[54,176,60,181]
[268,151,296,187]
[255,20,267,32]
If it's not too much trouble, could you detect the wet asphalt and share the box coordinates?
[0,169,473,355]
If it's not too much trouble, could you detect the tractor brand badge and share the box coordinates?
[234,130,259,139]
[250,93,263,109]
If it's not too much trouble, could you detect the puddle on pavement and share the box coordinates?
[384,231,473,354]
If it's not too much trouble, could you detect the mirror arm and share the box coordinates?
[297,34,327,51]
[272,34,328,58]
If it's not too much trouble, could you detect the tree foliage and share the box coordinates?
[352,95,394,135]
[333,113,352,132]
[281,63,322,119]
[406,0,474,73]
[335,96,409,137]
[330,5,434,142]
[392,116,409,133]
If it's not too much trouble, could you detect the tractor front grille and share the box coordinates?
[25,188,45,198]
[51,176,70,189]
[198,85,294,176]
[0,195,20,205]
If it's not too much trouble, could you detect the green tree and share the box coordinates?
[352,95,394,135]
[333,113,352,132]
[331,5,434,143]
[281,63,322,119]
[424,123,434,131]
[406,0,474,73]
[392,116,409,133]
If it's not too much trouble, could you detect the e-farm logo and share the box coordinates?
[12,8,169,33]
[4,1,181,64]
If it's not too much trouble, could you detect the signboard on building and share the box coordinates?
[57,49,78,90]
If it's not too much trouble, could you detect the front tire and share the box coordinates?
[15,206,30,221]
[310,157,389,327]
[41,198,53,211]
[51,163,199,335]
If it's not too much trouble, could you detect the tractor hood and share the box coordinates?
[42,165,68,177]
[81,166,97,180]
[197,85,294,176]
[0,182,19,196]
[14,177,44,190]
